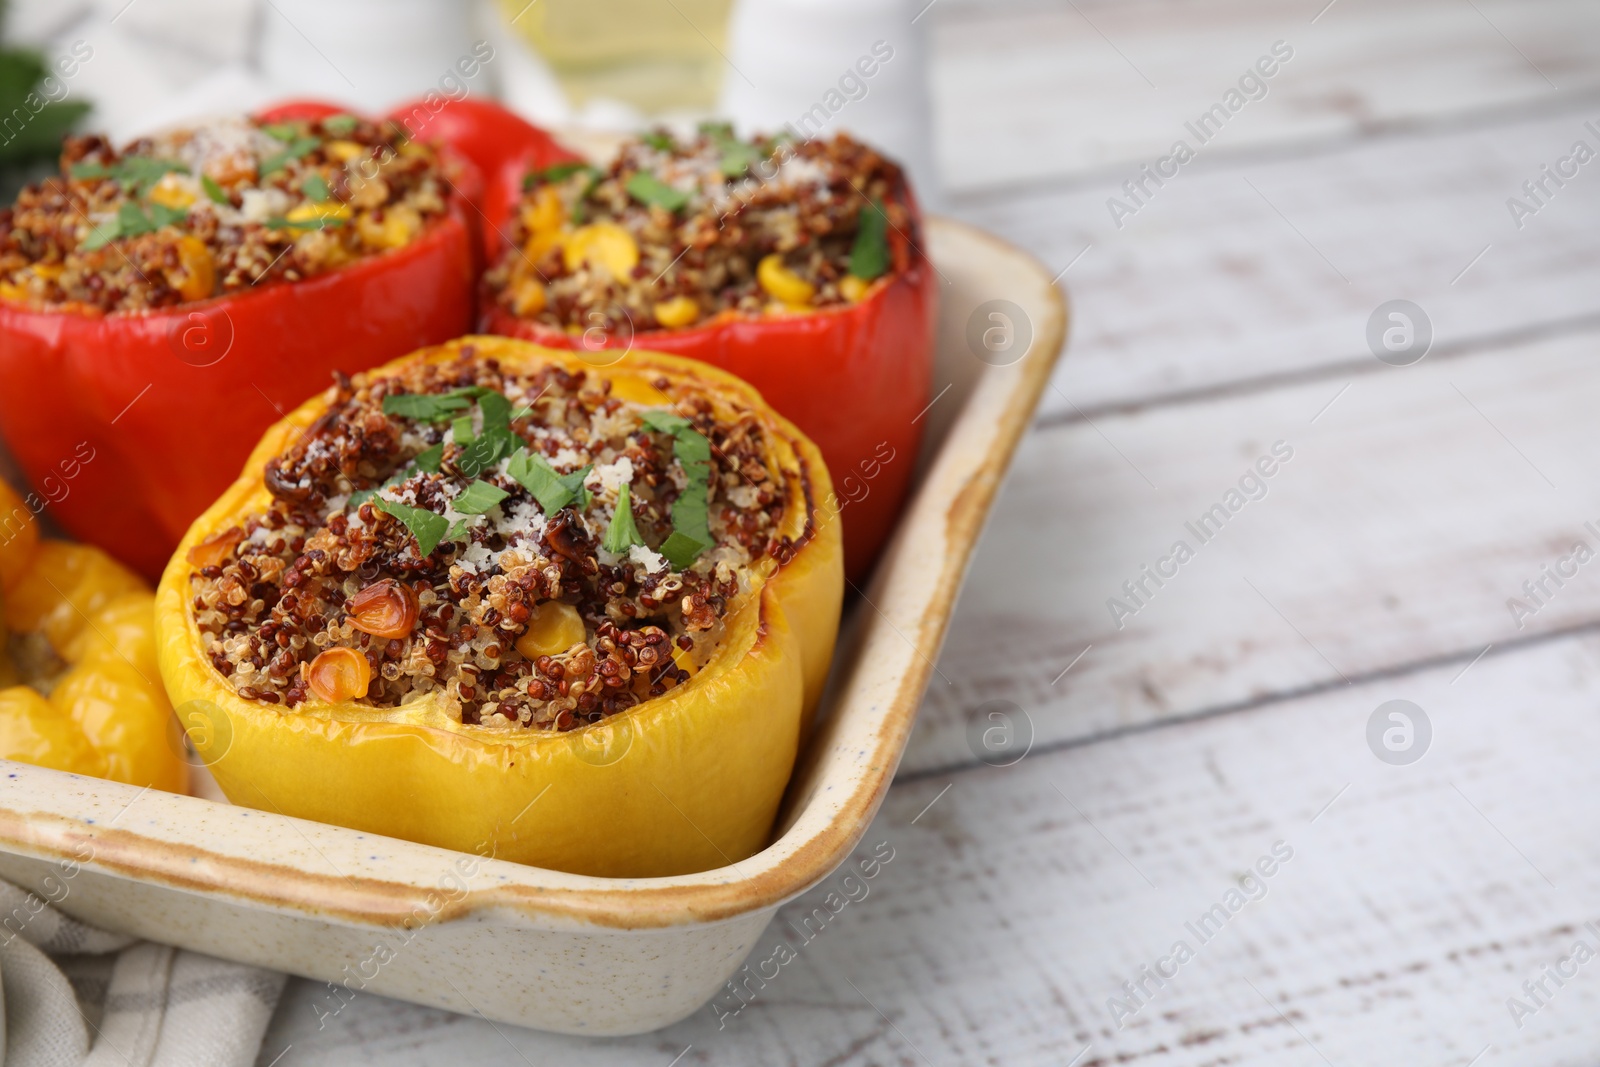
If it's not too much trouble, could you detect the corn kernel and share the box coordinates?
[839,274,871,302]
[148,174,195,210]
[512,278,547,317]
[325,140,366,163]
[563,223,639,281]
[169,236,215,302]
[356,204,421,250]
[286,201,353,226]
[653,295,699,329]
[757,254,815,306]
[514,602,586,660]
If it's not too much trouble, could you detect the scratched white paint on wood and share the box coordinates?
[932,0,1600,192]
[263,632,1600,1065]
[950,101,1600,419]
[910,329,1600,773]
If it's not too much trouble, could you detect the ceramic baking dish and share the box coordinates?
[0,216,1066,1035]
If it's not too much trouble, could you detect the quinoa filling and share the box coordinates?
[485,128,912,333]
[0,114,451,313]
[187,348,796,730]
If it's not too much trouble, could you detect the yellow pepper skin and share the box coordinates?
[0,540,187,792]
[0,473,38,592]
[157,337,843,877]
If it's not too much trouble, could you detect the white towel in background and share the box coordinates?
[0,883,284,1067]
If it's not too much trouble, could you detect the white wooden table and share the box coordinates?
[255,1,1600,1063]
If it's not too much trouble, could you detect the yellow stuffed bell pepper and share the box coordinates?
[0,476,188,792]
[157,336,842,877]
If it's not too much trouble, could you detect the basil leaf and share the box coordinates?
[641,408,712,557]
[563,467,593,512]
[453,479,509,515]
[642,130,675,151]
[260,136,320,176]
[69,161,109,180]
[445,518,468,544]
[113,157,188,194]
[849,199,890,281]
[719,140,762,178]
[639,410,692,436]
[322,114,359,135]
[659,531,708,571]
[459,431,518,479]
[697,121,735,139]
[302,173,330,202]
[452,392,522,476]
[80,216,121,251]
[525,161,599,191]
[382,393,471,422]
[452,416,476,446]
[201,174,230,205]
[413,443,444,473]
[375,498,449,557]
[261,122,300,142]
[602,484,645,553]
[625,171,689,213]
[508,449,590,514]
[149,202,187,228]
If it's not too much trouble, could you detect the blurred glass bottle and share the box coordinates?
[496,0,735,114]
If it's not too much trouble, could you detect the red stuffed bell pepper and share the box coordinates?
[0,104,480,579]
[385,96,581,265]
[475,125,936,579]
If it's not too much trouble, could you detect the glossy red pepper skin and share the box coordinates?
[0,103,480,580]
[483,241,937,580]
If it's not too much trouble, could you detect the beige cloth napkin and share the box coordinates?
[0,883,284,1067]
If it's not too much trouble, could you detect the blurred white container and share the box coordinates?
[259,0,482,112]
[716,0,941,207]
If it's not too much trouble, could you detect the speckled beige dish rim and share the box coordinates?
[0,217,1068,936]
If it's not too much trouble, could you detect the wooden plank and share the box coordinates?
[904,325,1600,773]
[944,99,1600,419]
[930,0,1600,192]
[259,628,1600,1065]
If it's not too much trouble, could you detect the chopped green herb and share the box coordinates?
[641,409,712,560]
[508,449,591,514]
[261,122,300,142]
[201,174,230,206]
[659,531,708,571]
[453,480,510,515]
[602,484,645,553]
[382,392,472,422]
[69,161,109,180]
[374,498,450,556]
[413,443,444,473]
[452,416,476,445]
[260,136,320,176]
[301,173,330,202]
[642,130,675,151]
[445,518,469,544]
[697,121,736,139]
[322,114,359,135]
[113,157,188,194]
[524,161,599,191]
[625,171,690,213]
[148,203,187,229]
[849,199,890,281]
[570,169,604,222]
[718,140,762,178]
[79,216,121,252]
[456,391,520,477]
